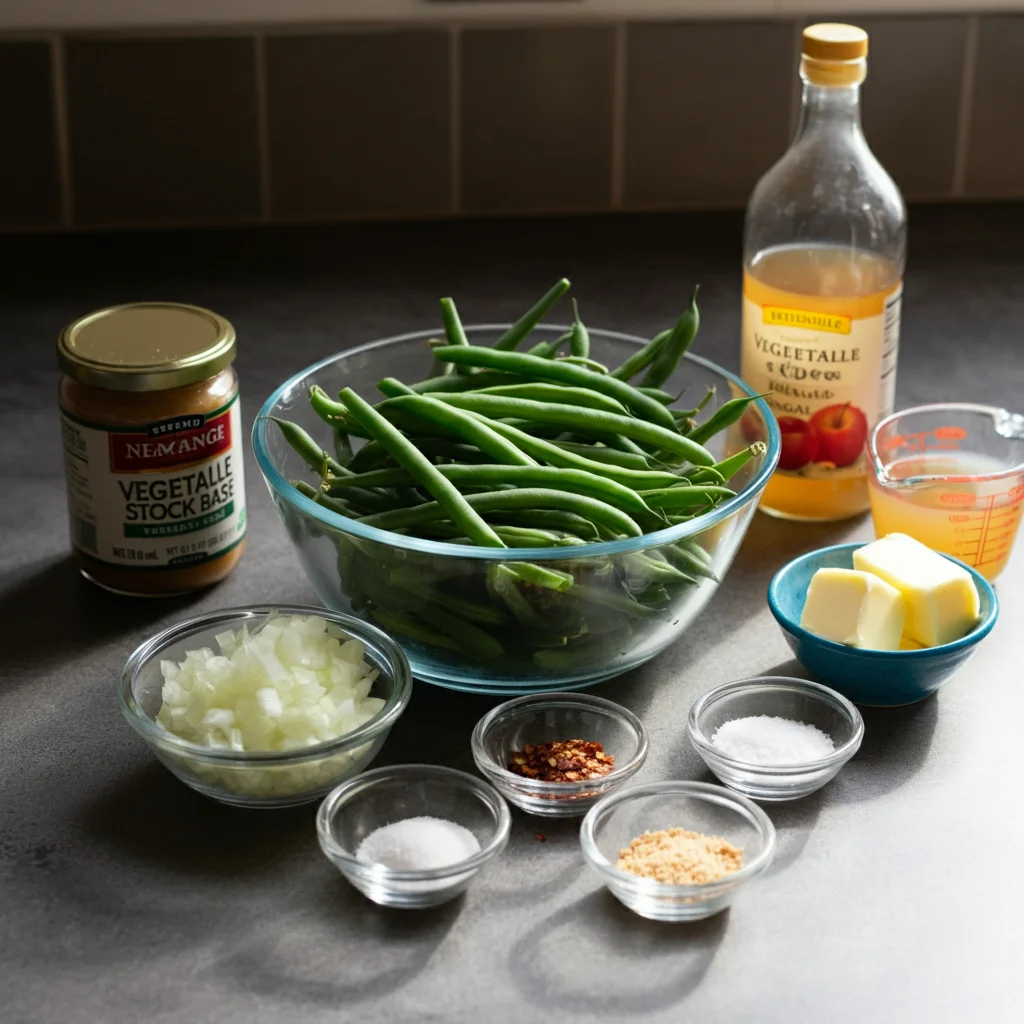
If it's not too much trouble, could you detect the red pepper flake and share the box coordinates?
[507,739,615,783]
[535,833,547,843]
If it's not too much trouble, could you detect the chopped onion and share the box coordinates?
[156,614,384,755]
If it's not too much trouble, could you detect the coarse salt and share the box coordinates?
[711,715,835,765]
[355,816,481,871]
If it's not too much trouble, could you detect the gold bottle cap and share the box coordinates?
[802,23,868,87]
[58,302,236,392]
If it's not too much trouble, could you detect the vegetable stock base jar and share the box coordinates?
[58,302,247,596]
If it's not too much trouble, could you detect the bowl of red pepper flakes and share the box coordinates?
[471,693,649,818]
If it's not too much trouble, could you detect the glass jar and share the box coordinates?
[741,23,907,522]
[58,302,247,595]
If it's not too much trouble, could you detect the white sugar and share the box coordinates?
[711,715,835,765]
[355,816,481,871]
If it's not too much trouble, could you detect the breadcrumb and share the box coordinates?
[616,827,743,884]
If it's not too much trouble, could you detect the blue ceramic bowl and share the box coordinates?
[768,543,999,707]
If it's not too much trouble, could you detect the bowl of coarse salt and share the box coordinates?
[316,764,511,908]
[687,677,864,802]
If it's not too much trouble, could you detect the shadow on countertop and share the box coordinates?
[77,763,314,881]
[509,887,729,1015]
[208,874,463,1009]
[0,555,199,685]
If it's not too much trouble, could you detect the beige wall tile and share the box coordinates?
[0,42,61,228]
[66,37,260,225]
[267,31,451,219]
[461,26,615,214]
[624,21,794,209]
[966,15,1024,196]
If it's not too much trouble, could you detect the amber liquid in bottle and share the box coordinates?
[741,23,906,521]
[744,245,902,520]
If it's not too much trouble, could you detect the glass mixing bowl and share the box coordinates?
[253,325,780,693]
[118,605,413,808]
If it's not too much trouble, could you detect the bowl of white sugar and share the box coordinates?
[686,677,864,802]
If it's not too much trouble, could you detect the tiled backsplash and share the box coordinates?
[1,13,1022,231]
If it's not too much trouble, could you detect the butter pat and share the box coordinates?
[800,567,906,650]
[853,533,980,647]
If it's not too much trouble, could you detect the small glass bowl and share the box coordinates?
[316,765,511,909]
[580,781,776,922]
[470,692,649,818]
[118,605,412,808]
[687,677,864,802]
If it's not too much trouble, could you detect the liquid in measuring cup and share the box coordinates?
[868,452,1024,580]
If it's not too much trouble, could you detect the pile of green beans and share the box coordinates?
[270,280,767,672]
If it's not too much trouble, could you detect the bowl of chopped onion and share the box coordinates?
[118,605,413,808]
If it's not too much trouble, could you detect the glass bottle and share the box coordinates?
[741,23,906,521]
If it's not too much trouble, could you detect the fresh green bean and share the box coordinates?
[469,382,628,415]
[440,297,469,349]
[270,417,347,476]
[359,488,643,538]
[598,433,650,458]
[690,442,767,485]
[552,441,652,471]
[503,561,574,592]
[340,387,506,548]
[430,345,680,432]
[609,328,672,381]
[526,331,571,358]
[325,463,657,522]
[383,394,538,467]
[642,286,699,388]
[355,437,494,470]
[438,297,472,376]
[533,638,629,670]
[307,386,371,438]
[662,543,718,582]
[624,553,696,586]
[487,509,601,540]
[570,583,669,620]
[677,538,713,565]
[369,609,461,652]
[557,355,609,373]
[570,298,589,359]
[674,386,717,420]
[637,386,677,404]
[293,478,399,516]
[377,377,418,399]
[426,525,586,548]
[407,372,523,394]
[639,485,735,510]
[470,416,692,489]
[686,395,765,446]
[416,603,505,659]
[425,393,715,466]
[494,278,571,350]
[490,565,548,628]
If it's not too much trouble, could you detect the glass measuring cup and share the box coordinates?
[867,403,1024,581]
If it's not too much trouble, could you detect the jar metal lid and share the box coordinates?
[57,302,237,392]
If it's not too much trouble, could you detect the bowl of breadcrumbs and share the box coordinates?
[580,780,776,922]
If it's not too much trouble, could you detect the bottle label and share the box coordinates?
[741,282,902,478]
[60,395,247,570]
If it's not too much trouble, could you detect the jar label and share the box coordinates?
[60,395,247,569]
[740,281,902,479]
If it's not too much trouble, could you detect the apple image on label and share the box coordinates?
[778,416,820,470]
[809,403,869,467]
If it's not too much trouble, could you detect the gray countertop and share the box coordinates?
[2,206,1022,1024]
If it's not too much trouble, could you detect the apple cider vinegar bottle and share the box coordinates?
[741,23,906,521]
